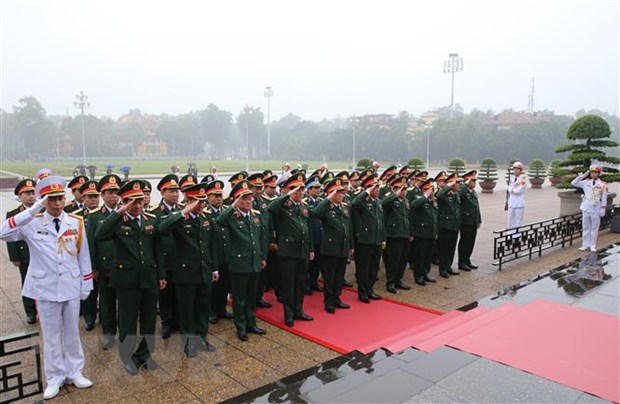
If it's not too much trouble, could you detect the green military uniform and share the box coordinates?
[95,197,165,372]
[159,199,215,356]
[5,203,37,322]
[382,180,413,292]
[65,175,89,213]
[268,174,314,325]
[351,175,386,302]
[209,204,232,321]
[437,181,461,277]
[312,180,354,312]
[410,181,439,284]
[458,173,482,270]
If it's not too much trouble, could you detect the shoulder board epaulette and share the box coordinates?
[72,208,84,215]
[143,212,156,218]
[203,209,212,214]
[89,207,102,214]
[178,202,186,207]
[301,201,308,206]
[384,192,391,197]
[35,213,44,217]
[302,197,308,203]
[251,209,260,215]
[68,213,84,220]
[342,202,349,207]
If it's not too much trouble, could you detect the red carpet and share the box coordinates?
[255,288,441,354]
[448,300,620,403]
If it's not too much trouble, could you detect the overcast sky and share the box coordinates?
[1,0,618,121]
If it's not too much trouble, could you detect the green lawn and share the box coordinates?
[0,159,354,177]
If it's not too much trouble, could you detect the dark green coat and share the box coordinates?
[216,207,266,273]
[253,196,271,252]
[351,190,385,245]
[64,200,82,213]
[5,205,29,263]
[459,187,482,226]
[410,195,438,239]
[95,211,165,289]
[268,194,313,259]
[407,186,422,203]
[86,205,117,276]
[208,205,231,266]
[437,186,461,231]
[382,192,412,239]
[148,201,181,272]
[312,198,353,258]
[159,211,215,284]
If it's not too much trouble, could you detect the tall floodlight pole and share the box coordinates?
[264,86,273,159]
[443,53,464,118]
[351,116,357,169]
[245,119,250,172]
[74,91,90,165]
[425,123,432,169]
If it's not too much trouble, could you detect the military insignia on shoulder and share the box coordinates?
[90,207,102,214]
[384,192,391,198]
[143,212,156,219]
[35,212,44,217]
[253,217,260,224]
[144,224,154,231]
[203,208,212,214]
[251,209,260,215]
[68,213,84,220]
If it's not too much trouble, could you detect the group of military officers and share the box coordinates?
[4,163,482,378]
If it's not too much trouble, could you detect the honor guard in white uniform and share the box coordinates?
[507,161,527,232]
[0,175,94,400]
[571,164,608,251]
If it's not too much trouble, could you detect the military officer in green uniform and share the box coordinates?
[351,173,386,303]
[382,176,413,293]
[262,174,281,298]
[5,179,38,324]
[95,180,166,375]
[431,171,448,266]
[149,174,182,339]
[64,175,89,213]
[411,179,439,285]
[159,182,218,357]
[86,174,121,349]
[458,171,481,271]
[312,178,353,313]
[437,173,462,278]
[248,173,273,308]
[268,173,315,327]
[224,171,249,206]
[216,180,267,341]
[304,175,324,294]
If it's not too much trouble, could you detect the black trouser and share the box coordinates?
[438,229,459,273]
[407,239,416,270]
[98,274,117,336]
[158,271,178,330]
[458,225,478,266]
[279,256,308,321]
[355,243,382,298]
[307,244,323,288]
[256,255,270,303]
[268,250,281,298]
[322,255,347,309]
[18,263,37,318]
[413,237,435,280]
[117,287,158,366]
[230,272,259,333]
[384,238,410,286]
[81,280,98,325]
[211,264,231,317]
[176,282,211,350]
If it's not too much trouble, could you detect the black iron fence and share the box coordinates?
[493,206,616,270]
[0,330,42,404]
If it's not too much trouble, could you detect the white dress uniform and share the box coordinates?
[0,198,93,389]
[507,173,527,230]
[571,172,608,251]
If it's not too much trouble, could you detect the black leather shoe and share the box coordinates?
[85,322,95,331]
[123,361,139,375]
[432,258,440,265]
[284,319,294,327]
[141,358,158,371]
[440,272,449,279]
[359,295,371,304]
[447,269,460,275]
[424,276,437,283]
[395,282,412,290]
[161,325,171,339]
[184,347,197,358]
[199,339,216,352]
[467,263,479,269]
[304,288,313,296]
[310,284,324,292]
[368,292,382,300]
[102,336,116,350]
[247,326,266,335]
[218,311,233,319]
[209,316,218,325]
[294,314,314,321]
[26,315,37,324]
[325,307,335,314]
[343,280,354,287]
[257,299,272,308]
[415,277,427,286]
[386,284,397,294]
[237,331,249,341]
[458,263,472,271]
[335,301,350,309]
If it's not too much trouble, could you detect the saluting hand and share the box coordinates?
[159,279,167,290]
[182,199,200,215]
[212,271,220,282]
[117,198,140,214]
[327,188,338,201]
[288,185,303,198]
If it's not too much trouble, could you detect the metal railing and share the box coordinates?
[493,206,616,270]
[0,330,42,404]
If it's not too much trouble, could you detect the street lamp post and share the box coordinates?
[245,119,250,172]
[425,123,432,169]
[351,115,357,169]
[74,91,90,166]
[264,86,273,159]
[443,53,464,118]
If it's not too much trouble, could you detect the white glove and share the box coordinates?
[28,195,47,217]
[599,208,606,218]
[80,290,91,300]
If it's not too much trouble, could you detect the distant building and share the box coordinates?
[488,111,547,130]
[350,114,395,129]
[117,111,168,156]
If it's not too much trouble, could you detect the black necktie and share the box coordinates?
[53,218,60,233]
[593,180,595,186]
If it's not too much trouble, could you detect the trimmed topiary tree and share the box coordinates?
[548,159,563,186]
[356,158,373,170]
[555,115,620,189]
[528,158,546,188]
[479,158,498,193]
[448,157,466,175]
[407,157,426,171]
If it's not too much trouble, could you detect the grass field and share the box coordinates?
[0,159,355,177]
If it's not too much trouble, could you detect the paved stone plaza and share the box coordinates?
[1,183,618,403]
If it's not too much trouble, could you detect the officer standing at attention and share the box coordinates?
[312,178,353,313]
[571,164,608,252]
[269,173,315,327]
[437,174,462,278]
[150,174,182,339]
[86,174,122,350]
[65,175,89,213]
[248,173,273,308]
[304,175,324,294]
[1,175,94,399]
[159,182,218,357]
[95,180,167,375]
[382,176,413,293]
[5,179,38,324]
[216,180,267,341]
[507,161,527,232]
[351,173,386,303]
[411,179,439,286]
[457,171,481,271]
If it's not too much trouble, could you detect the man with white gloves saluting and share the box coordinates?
[0,175,94,400]
[571,164,608,252]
